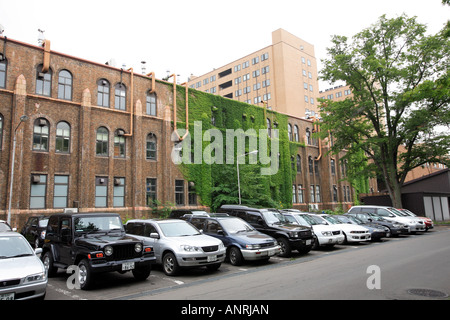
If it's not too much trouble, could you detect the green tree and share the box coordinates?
[319,14,450,208]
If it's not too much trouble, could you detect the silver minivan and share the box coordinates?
[125,219,226,276]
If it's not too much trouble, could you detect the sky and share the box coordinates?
[0,0,449,90]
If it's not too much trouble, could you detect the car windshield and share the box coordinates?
[307,215,328,225]
[293,215,312,226]
[220,218,255,233]
[390,208,409,217]
[336,216,353,224]
[0,236,34,259]
[159,221,201,237]
[322,215,341,224]
[74,216,124,233]
[39,218,49,227]
[0,222,12,232]
[261,210,289,224]
[346,215,364,224]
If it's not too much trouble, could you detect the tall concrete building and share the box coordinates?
[188,29,320,119]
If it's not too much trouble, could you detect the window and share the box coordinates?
[314,159,319,175]
[0,58,7,88]
[175,180,184,206]
[296,155,301,173]
[146,133,157,160]
[97,79,110,107]
[333,185,338,202]
[252,57,259,65]
[315,185,321,203]
[56,121,70,153]
[146,92,157,116]
[298,185,304,203]
[146,178,157,207]
[188,182,197,205]
[292,185,297,203]
[36,65,52,96]
[263,93,271,101]
[96,127,109,156]
[262,79,270,88]
[310,185,315,203]
[33,118,49,151]
[53,175,69,208]
[114,83,126,110]
[113,177,125,207]
[331,159,336,175]
[294,125,299,142]
[261,66,269,74]
[114,129,126,158]
[252,70,260,78]
[30,174,47,209]
[306,128,311,145]
[288,124,293,141]
[95,177,108,207]
[57,70,72,100]
[308,156,313,173]
[253,83,260,91]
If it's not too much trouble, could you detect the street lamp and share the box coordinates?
[7,115,28,225]
[237,150,258,205]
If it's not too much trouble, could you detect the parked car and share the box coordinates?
[398,209,434,231]
[348,205,426,233]
[20,215,49,248]
[125,219,226,276]
[217,205,313,257]
[336,215,388,241]
[0,232,47,300]
[169,209,210,219]
[312,214,371,243]
[281,210,345,249]
[182,215,280,265]
[0,220,14,232]
[346,212,409,237]
[42,212,155,290]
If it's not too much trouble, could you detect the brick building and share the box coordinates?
[0,36,355,229]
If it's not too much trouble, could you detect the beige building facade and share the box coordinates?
[188,29,320,119]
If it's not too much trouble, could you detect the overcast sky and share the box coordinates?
[1,0,448,90]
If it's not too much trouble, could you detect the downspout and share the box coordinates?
[312,117,322,161]
[124,68,134,137]
[147,71,156,94]
[169,74,189,141]
[41,40,51,73]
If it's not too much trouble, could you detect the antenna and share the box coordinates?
[141,61,147,74]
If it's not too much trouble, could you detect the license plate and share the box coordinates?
[0,293,14,300]
[207,255,217,262]
[122,262,135,271]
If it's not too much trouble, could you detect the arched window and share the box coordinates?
[146,133,157,160]
[114,83,126,110]
[33,118,50,151]
[306,128,311,145]
[96,127,109,156]
[296,155,301,173]
[294,125,299,142]
[114,129,126,158]
[146,91,157,116]
[267,118,271,138]
[97,79,110,107]
[288,123,293,141]
[0,58,7,88]
[56,121,71,153]
[36,65,52,97]
[308,156,313,173]
[57,70,73,100]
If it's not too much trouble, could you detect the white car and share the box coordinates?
[282,211,345,248]
[349,205,425,233]
[313,214,371,243]
[0,232,47,300]
[125,219,226,276]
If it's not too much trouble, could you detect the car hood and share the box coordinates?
[75,233,141,248]
[165,234,223,246]
[0,255,45,281]
[231,231,275,244]
[268,223,311,231]
[311,225,341,233]
[334,223,369,232]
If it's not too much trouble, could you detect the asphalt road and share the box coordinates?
[45,226,450,301]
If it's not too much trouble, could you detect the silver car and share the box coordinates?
[0,232,47,300]
[125,219,226,276]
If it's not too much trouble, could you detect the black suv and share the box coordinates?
[217,205,313,257]
[20,215,49,248]
[41,212,156,289]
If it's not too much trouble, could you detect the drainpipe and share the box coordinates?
[124,68,134,137]
[147,72,156,94]
[41,40,51,73]
[312,117,322,161]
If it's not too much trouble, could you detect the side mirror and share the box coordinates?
[35,248,43,255]
[150,232,160,239]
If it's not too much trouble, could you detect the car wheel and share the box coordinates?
[229,247,244,266]
[42,251,57,277]
[277,237,291,257]
[385,228,392,238]
[311,235,319,250]
[163,252,180,276]
[78,259,93,290]
[132,264,152,281]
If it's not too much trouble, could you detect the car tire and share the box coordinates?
[277,237,291,257]
[42,251,57,277]
[163,252,180,276]
[132,264,152,281]
[311,235,319,250]
[78,259,94,290]
[229,246,244,266]
[206,263,221,272]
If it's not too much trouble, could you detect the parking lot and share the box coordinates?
[43,229,448,300]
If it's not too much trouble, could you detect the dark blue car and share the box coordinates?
[183,215,280,266]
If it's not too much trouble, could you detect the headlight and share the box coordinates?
[246,244,261,250]
[181,245,201,252]
[289,232,299,238]
[134,243,143,253]
[104,245,113,256]
[321,231,333,236]
[393,223,402,228]
[24,272,46,283]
